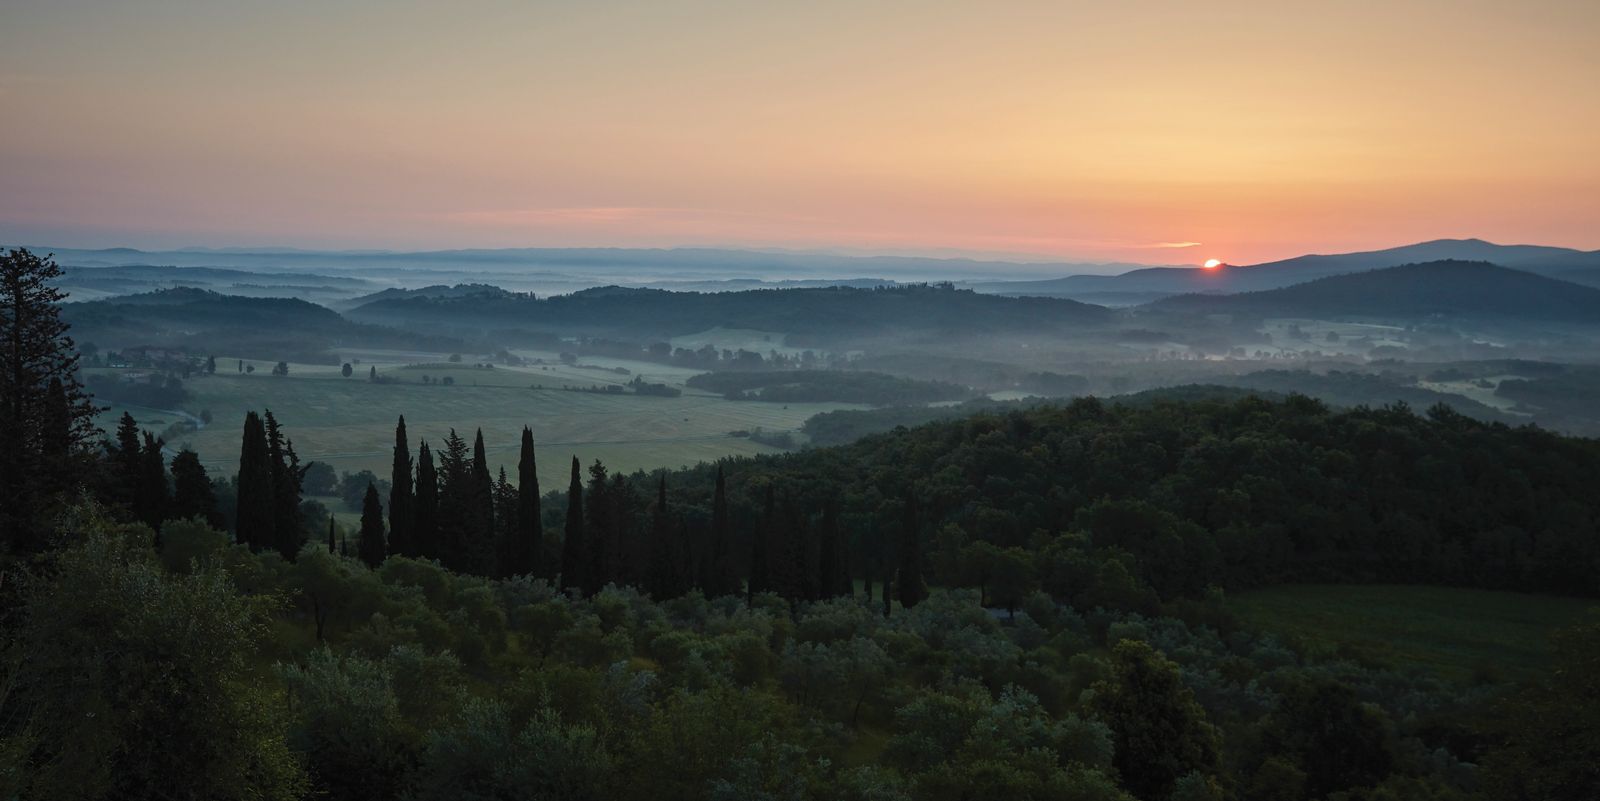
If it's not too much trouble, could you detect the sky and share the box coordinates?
[2,0,1597,266]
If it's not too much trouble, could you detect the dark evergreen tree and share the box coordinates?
[466,428,496,573]
[357,482,386,567]
[583,461,612,596]
[646,477,686,599]
[704,465,740,597]
[111,412,143,509]
[413,441,439,560]
[169,449,221,529]
[492,466,517,578]
[0,248,100,549]
[560,456,586,594]
[817,502,851,599]
[327,515,336,553]
[748,484,773,604]
[896,494,928,609]
[136,432,169,533]
[510,426,541,577]
[262,411,307,560]
[388,416,414,557]
[234,411,274,551]
[608,472,642,588]
[435,429,471,570]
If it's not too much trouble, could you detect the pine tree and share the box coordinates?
[388,416,414,557]
[583,461,611,596]
[235,411,275,550]
[413,441,440,560]
[705,465,739,597]
[560,456,586,594]
[511,427,541,578]
[0,248,100,548]
[896,494,928,609]
[358,482,386,567]
[748,484,773,604]
[169,449,220,528]
[137,432,169,533]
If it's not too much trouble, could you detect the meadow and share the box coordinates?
[1229,583,1597,682]
[92,348,860,489]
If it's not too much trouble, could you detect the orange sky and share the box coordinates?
[2,1,1597,265]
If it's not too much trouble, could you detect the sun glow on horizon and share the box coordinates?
[1203,259,1223,269]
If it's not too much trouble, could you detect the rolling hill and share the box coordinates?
[346,282,1117,345]
[1148,260,1600,321]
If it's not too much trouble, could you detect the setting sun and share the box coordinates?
[1203,259,1223,269]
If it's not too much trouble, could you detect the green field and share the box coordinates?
[1230,584,1596,682]
[92,348,862,489]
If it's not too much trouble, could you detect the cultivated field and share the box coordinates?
[1230,583,1596,682]
[92,348,861,488]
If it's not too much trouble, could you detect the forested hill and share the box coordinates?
[1150,260,1600,321]
[346,282,1117,343]
[62,287,463,360]
[666,394,1600,600]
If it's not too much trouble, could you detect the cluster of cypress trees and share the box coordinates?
[240,412,929,609]
[235,410,308,560]
[105,412,221,537]
[353,417,543,575]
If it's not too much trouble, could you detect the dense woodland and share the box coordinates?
[4,248,1600,800]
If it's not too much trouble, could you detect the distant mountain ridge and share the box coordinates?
[1149,260,1600,322]
[970,239,1600,303]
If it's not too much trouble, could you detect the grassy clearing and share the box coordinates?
[92,349,861,487]
[1229,584,1596,682]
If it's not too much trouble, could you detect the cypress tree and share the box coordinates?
[468,428,495,573]
[560,456,585,594]
[137,432,168,533]
[235,411,274,550]
[608,472,641,587]
[492,466,517,578]
[169,449,220,529]
[511,426,541,578]
[39,377,75,494]
[112,412,142,507]
[897,494,929,609]
[647,476,682,599]
[388,416,413,556]
[435,429,470,570]
[705,465,739,597]
[817,502,850,599]
[413,441,440,560]
[358,482,386,567]
[263,411,306,560]
[327,515,337,553]
[748,484,773,604]
[583,461,611,596]
[0,248,100,548]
